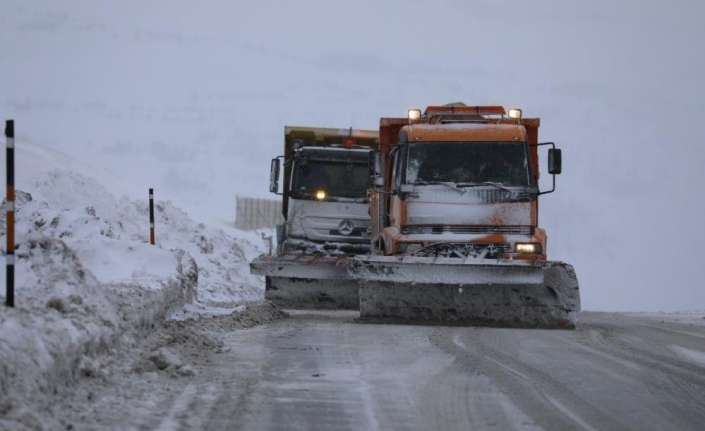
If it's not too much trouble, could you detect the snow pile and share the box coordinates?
[0,166,266,304]
[131,198,265,306]
[0,151,266,429]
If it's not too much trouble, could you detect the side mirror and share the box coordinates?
[269,158,280,193]
[369,151,384,188]
[537,142,561,195]
[548,148,562,175]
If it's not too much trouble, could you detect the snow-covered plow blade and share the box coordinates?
[348,256,580,328]
[250,255,358,309]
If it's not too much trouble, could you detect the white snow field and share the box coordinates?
[0,143,266,430]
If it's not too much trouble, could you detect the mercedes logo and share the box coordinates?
[338,219,354,235]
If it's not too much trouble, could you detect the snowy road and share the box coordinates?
[60,310,705,431]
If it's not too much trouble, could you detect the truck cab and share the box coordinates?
[271,126,378,255]
[283,145,372,254]
[371,104,562,261]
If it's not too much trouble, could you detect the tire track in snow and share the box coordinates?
[154,383,199,431]
[452,335,598,431]
[154,383,219,431]
[570,321,705,426]
[434,331,624,430]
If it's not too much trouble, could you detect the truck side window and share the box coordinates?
[390,147,401,193]
[393,145,406,191]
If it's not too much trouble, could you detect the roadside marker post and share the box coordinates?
[149,188,155,245]
[5,120,15,307]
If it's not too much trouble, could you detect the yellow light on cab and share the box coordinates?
[408,108,422,121]
[508,108,522,119]
[315,190,327,201]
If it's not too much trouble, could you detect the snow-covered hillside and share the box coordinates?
[0,143,266,429]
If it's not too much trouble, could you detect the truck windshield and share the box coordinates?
[292,160,369,199]
[406,142,530,186]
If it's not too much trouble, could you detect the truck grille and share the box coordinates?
[328,227,367,237]
[471,189,534,203]
[412,242,511,259]
[402,225,533,235]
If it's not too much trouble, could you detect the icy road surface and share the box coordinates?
[57,310,705,431]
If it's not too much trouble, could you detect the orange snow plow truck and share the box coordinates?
[348,104,581,328]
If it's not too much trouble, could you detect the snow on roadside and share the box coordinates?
[670,345,705,368]
[632,311,705,327]
[0,144,266,429]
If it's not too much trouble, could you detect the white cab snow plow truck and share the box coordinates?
[349,104,581,328]
[250,126,378,309]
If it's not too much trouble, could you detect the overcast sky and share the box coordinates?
[2,0,704,311]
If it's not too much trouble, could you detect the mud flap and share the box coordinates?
[349,256,580,328]
[251,254,359,310]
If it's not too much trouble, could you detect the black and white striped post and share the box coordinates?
[5,120,15,307]
[148,188,155,245]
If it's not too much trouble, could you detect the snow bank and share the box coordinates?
[0,144,266,429]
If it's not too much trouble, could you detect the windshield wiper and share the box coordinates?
[456,181,514,192]
[413,181,467,194]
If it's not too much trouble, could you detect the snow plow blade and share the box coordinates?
[348,256,580,328]
[250,255,358,309]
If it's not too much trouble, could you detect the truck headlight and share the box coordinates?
[315,190,327,200]
[515,243,540,253]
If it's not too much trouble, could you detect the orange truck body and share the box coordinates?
[370,105,547,261]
